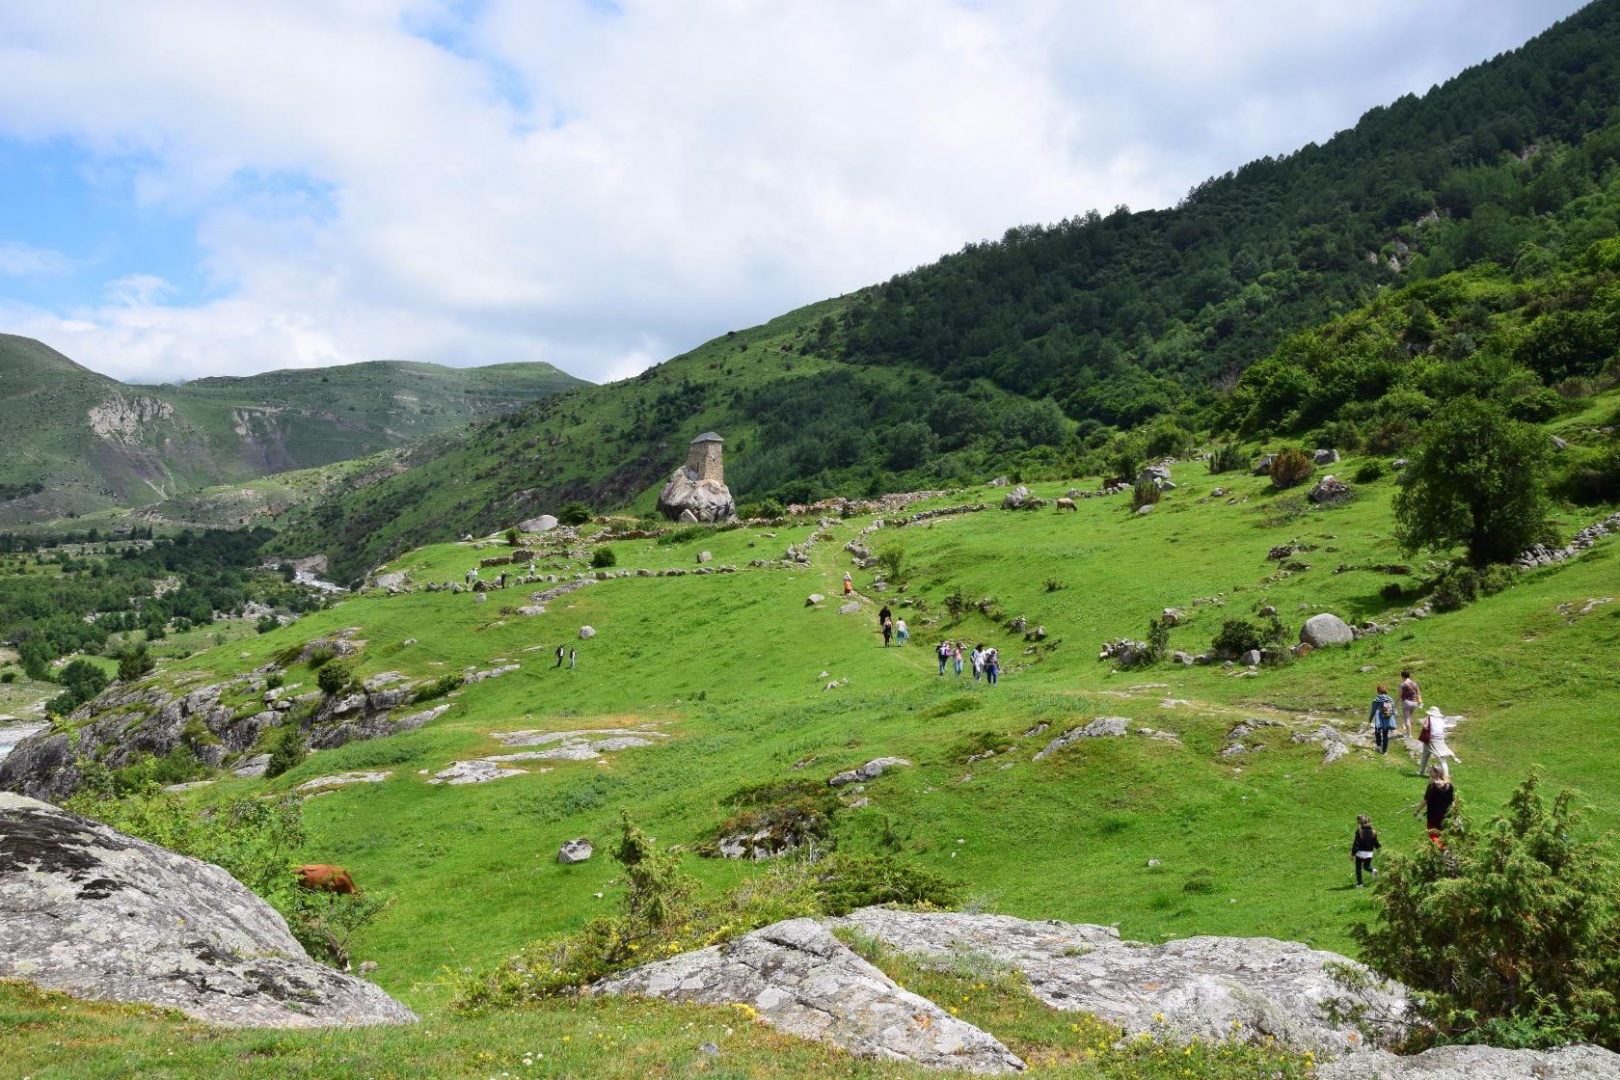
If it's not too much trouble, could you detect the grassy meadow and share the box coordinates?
[7,445,1620,1078]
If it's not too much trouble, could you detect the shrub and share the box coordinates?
[265,671,284,690]
[505,527,521,546]
[316,658,356,697]
[1210,615,1287,659]
[0,671,13,684]
[1480,564,1519,596]
[1208,443,1250,474]
[411,672,461,704]
[1431,566,1481,612]
[1269,448,1316,490]
[590,547,617,569]
[265,724,307,779]
[1381,582,1406,602]
[1354,770,1620,1050]
[256,615,280,635]
[1131,479,1162,509]
[1354,460,1386,484]
[557,501,592,526]
[117,645,156,682]
[875,546,906,584]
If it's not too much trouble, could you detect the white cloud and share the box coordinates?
[0,0,1589,384]
[0,241,71,277]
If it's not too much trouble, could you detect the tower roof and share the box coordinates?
[691,431,723,444]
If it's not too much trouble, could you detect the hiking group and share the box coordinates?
[1352,667,1460,886]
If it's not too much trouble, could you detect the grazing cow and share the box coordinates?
[1054,497,1077,512]
[294,864,358,895]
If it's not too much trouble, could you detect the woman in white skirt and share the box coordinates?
[1417,706,1461,777]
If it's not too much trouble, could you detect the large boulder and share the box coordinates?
[0,793,417,1028]
[518,514,559,533]
[835,909,1408,1057]
[1301,613,1355,648]
[657,465,736,523]
[1308,475,1353,505]
[596,918,1025,1073]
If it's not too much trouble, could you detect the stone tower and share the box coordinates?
[687,432,724,485]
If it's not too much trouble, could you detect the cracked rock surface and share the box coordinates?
[834,909,1407,1057]
[1318,1043,1620,1078]
[0,793,417,1028]
[596,917,1026,1073]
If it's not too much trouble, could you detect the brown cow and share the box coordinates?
[294,864,358,895]
[1054,497,1077,512]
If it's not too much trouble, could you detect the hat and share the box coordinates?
[1426,706,1443,718]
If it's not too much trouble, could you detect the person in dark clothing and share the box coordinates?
[1351,813,1381,886]
[877,605,892,628]
[881,618,893,647]
[555,645,565,669]
[1414,767,1456,846]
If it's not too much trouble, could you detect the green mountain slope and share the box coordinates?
[0,334,587,525]
[282,0,1620,580]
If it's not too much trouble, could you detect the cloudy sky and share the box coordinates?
[0,0,1590,386]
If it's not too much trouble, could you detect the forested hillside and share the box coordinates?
[269,1,1620,582]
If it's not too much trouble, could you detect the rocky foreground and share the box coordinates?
[0,793,416,1028]
[598,908,1620,1078]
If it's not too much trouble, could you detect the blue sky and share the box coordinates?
[0,0,1592,384]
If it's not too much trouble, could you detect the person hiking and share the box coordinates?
[881,617,893,647]
[985,647,1000,686]
[936,641,950,675]
[843,572,853,596]
[1351,813,1381,887]
[568,648,577,670]
[877,604,892,629]
[953,641,964,677]
[1369,684,1397,755]
[555,645,566,669]
[1398,670,1422,738]
[895,618,909,645]
[1414,767,1455,846]
[1417,706,1461,777]
[971,645,985,682]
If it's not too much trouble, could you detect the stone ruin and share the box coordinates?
[656,431,737,523]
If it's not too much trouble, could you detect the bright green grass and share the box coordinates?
[34,452,1620,1075]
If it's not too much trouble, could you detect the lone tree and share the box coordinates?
[1393,398,1548,566]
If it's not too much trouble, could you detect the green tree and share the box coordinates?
[1354,771,1620,1048]
[1393,399,1548,566]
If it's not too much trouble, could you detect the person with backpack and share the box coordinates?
[1414,767,1456,847]
[936,641,950,675]
[1417,706,1461,778]
[985,647,1000,686]
[1351,814,1381,887]
[1369,685,1397,755]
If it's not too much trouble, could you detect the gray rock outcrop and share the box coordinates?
[1301,613,1355,648]
[0,793,417,1028]
[835,909,1407,1057]
[1319,1043,1620,1079]
[657,467,736,523]
[596,918,1025,1073]
[1033,718,1129,760]
[558,839,594,864]
[1309,475,1353,504]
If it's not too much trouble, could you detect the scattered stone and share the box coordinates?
[518,515,560,533]
[579,626,596,640]
[1313,448,1340,465]
[0,793,417,1028]
[806,594,825,606]
[596,918,1025,1073]
[697,551,712,564]
[1002,485,1043,510]
[1301,612,1354,647]
[1240,649,1262,667]
[837,602,861,615]
[1552,435,1569,451]
[827,757,912,787]
[558,839,594,864]
[1308,475,1353,504]
[1135,503,1155,515]
[232,753,271,778]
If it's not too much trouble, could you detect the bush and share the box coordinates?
[265,724,307,779]
[411,672,461,704]
[590,547,617,569]
[0,671,13,684]
[1381,582,1406,602]
[256,615,280,635]
[1131,479,1162,510]
[117,645,155,682]
[505,527,521,546]
[316,658,355,697]
[1269,448,1316,490]
[1210,616,1287,659]
[1354,770,1620,1050]
[557,501,592,526]
[1480,564,1519,596]
[1431,566,1482,612]
[1208,443,1250,474]
[1354,461,1386,484]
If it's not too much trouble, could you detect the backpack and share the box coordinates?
[1378,697,1393,720]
